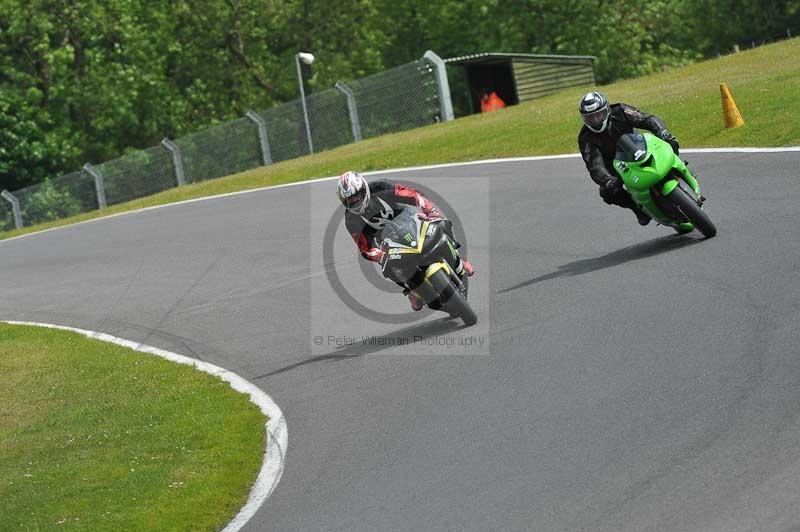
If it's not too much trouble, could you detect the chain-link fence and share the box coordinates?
[349,59,441,139]
[0,200,14,233]
[257,90,352,162]
[0,52,452,233]
[96,145,177,206]
[303,88,353,153]
[177,117,264,184]
[10,170,98,227]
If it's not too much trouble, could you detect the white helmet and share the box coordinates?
[336,171,370,214]
[579,91,610,133]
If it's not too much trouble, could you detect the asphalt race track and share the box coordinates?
[2,151,800,532]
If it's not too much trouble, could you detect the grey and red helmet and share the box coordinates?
[579,91,610,133]
[336,170,371,214]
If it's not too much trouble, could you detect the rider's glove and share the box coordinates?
[604,176,622,196]
[416,211,443,222]
[369,246,387,264]
[658,129,680,155]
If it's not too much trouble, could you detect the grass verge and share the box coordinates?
[2,37,799,241]
[0,323,265,532]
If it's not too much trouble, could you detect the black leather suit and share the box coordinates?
[578,103,671,208]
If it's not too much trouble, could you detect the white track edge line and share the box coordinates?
[2,320,285,532]
[2,146,799,245]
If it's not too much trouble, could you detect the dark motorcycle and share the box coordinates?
[379,207,477,326]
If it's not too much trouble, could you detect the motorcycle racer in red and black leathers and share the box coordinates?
[336,171,474,310]
[578,91,681,226]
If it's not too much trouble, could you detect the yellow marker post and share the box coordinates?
[720,82,745,128]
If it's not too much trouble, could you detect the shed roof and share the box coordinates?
[444,52,596,66]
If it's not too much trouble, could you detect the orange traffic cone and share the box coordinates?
[720,82,745,128]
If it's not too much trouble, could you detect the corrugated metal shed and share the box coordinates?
[445,52,596,112]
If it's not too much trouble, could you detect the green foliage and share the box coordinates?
[0,0,795,192]
[3,36,798,241]
[0,84,77,191]
[20,179,82,225]
[679,0,800,56]
[526,0,703,83]
[376,0,704,83]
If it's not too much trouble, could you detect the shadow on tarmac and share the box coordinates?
[254,317,468,379]
[498,233,705,294]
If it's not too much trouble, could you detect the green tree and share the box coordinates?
[678,0,800,56]
[0,0,390,189]
[1,0,797,193]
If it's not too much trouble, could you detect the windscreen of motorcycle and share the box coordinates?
[615,132,649,163]
[379,209,423,283]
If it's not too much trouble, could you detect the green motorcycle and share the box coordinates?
[613,132,717,238]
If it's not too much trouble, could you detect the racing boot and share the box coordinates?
[408,292,425,311]
[455,258,475,299]
[456,258,475,277]
[631,205,651,226]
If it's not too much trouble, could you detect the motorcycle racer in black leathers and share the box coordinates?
[578,91,681,226]
[336,171,474,310]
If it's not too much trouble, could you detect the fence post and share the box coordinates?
[161,138,186,186]
[1,190,23,229]
[335,81,362,142]
[83,163,107,209]
[246,111,273,165]
[422,50,454,122]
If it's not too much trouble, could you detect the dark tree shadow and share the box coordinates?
[254,317,467,379]
[499,234,704,294]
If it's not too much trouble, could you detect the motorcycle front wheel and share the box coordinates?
[428,269,477,326]
[668,186,717,238]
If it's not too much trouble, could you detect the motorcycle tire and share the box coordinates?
[429,269,477,326]
[668,186,717,238]
[447,288,477,326]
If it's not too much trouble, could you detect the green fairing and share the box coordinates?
[612,132,705,229]
[662,179,680,196]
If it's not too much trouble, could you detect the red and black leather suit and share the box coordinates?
[344,179,444,262]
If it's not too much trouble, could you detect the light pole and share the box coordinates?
[295,51,315,154]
